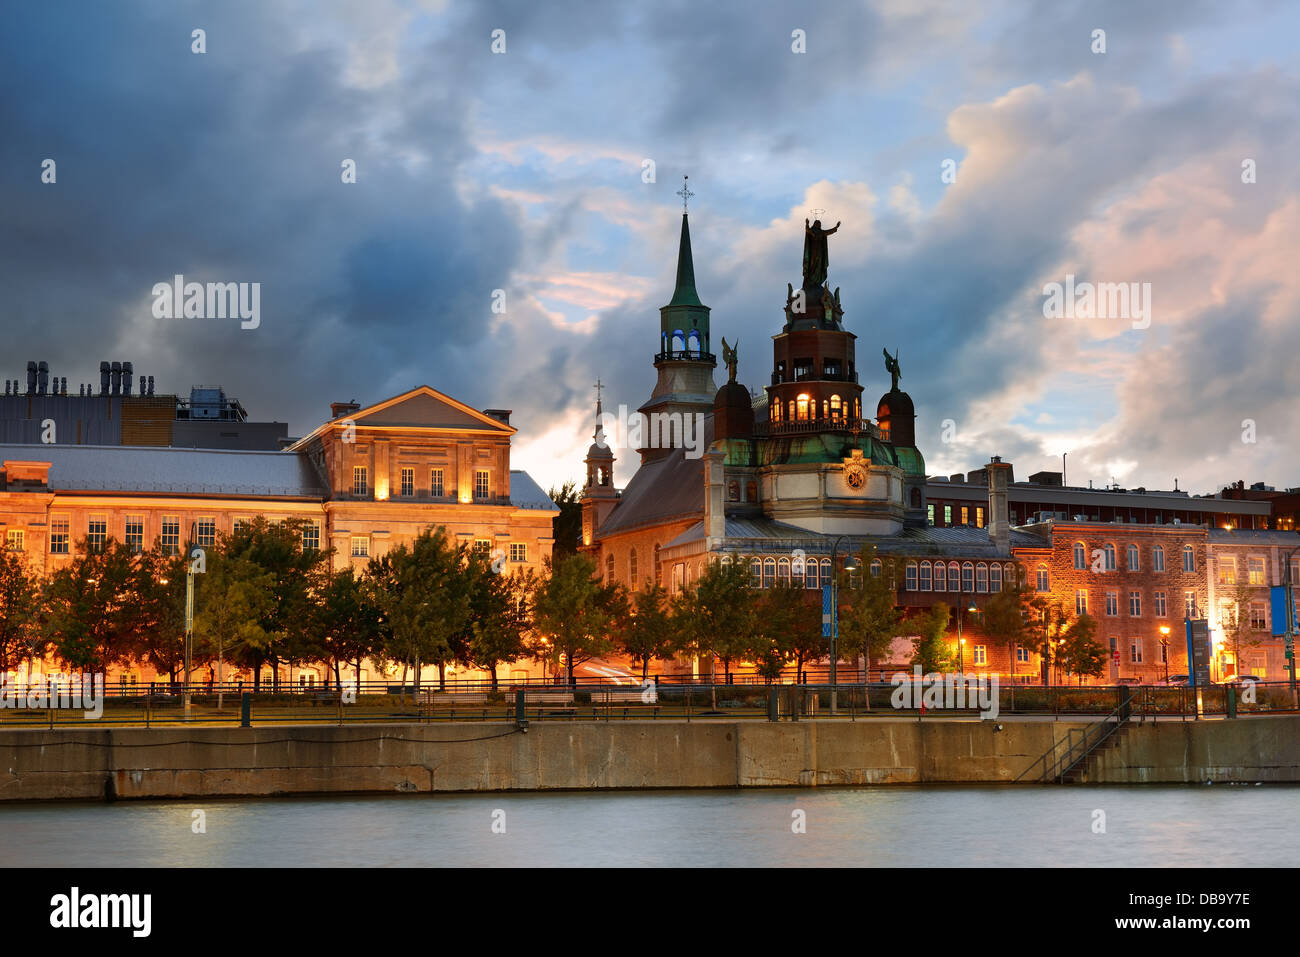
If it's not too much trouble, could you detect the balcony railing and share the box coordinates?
[655,350,715,363]
[771,371,859,385]
[754,417,881,439]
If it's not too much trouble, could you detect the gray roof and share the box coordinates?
[509,470,559,511]
[1208,528,1300,545]
[667,515,1038,559]
[595,416,713,536]
[0,443,324,497]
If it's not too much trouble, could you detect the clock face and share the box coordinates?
[846,465,867,489]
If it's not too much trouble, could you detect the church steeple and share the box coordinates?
[665,213,703,308]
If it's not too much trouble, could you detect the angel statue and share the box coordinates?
[883,348,901,391]
[721,337,739,384]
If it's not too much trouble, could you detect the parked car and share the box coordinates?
[1116,677,1142,685]
[1159,674,1189,686]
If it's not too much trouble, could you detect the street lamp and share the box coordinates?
[1159,625,1171,683]
[955,581,977,672]
[1283,545,1300,709]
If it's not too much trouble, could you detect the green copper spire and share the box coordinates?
[666,213,703,308]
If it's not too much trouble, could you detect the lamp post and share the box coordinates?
[1159,625,1171,683]
[954,575,977,672]
[1283,545,1300,709]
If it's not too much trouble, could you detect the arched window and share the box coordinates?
[787,400,795,422]
[750,558,762,587]
[821,558,832,583]
[763,557,776,588]
[654,544,661,584]
[727,481,740,501]
[777,557,791,585]
[805,558,819,590]
[1005,563,1016,586]
[933,561,946,592]
[796,394,810,420]
[746,482,757,501]
[976,563,988,593]
[672,330,686,352]
[1127,544,1139,570]
[687,329,702,356]
[910,487,922,508]
[948,561,960,591]
[1073,542,1087,569]
[870,558,882,578]
[905,563,918,591]
[606,553,615,584]
[629,548,638,588]
[990,563,1003,593]
[919,561,932,591]
[853,398,861,420]
[1103,543,1116,571]
[830,394,842,420]
[1152,545,1165,572]
[1183,545,1195,572]
[1036,564,1050,592]
[962,562,975,593]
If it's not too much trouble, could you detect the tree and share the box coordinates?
[0,551,41,675]
[530,553,619,686]
[1055,614,1106,684]
[130,545,189,682]
[671,557,757,701]
[910,603,956,673]
[615,584,675,680]
[308,567,383,689]
[41,539,139,673]
[753,581,819,683]
[980,572,1036,672]
[1220,580,1261,679]
[837,546,902,680]
[466,560,536,692]
[1033,601,1099,685]
[548,481,583,560]
[192,552,278,693]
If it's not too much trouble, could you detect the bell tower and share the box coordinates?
[637,178,718,464]
[581,382,618,547]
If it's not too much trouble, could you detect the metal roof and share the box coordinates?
[509,470,559,511]
[595,417,713,536]
[0,443,324,497]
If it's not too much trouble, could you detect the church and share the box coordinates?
[581,202,1040,678]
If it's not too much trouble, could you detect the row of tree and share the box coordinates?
[0,514,1115,687]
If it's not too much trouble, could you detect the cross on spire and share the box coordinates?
[676,175,694,212]
[809,207,825,219]
[593,378,604,411]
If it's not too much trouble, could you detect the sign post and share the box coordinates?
[1185,618,1212,719]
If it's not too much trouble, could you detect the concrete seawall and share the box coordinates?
[1,716,1295,801]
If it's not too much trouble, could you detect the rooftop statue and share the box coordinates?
[721,337,739,384]
[802,218,840,288]
[883,347,901,391]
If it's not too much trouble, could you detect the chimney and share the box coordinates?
[330,400,361,419]
[986,456,1013,553]
[147,375,155,396]
[122,361,133,395]
[110,361,122,395]
[483,408,512,426]
[26,361,37,395]
[99,361,110,395]
[37,361,49,395]
[703,447,727,548]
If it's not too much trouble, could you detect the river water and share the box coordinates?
[1,786,1293,867]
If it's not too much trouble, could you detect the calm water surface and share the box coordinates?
[1,786,1294,867]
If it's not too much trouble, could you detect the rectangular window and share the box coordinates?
[195,517,216,547]
[509,542,527,563]
[976,507,985,528]
[927,504,935,526]
[302,521,321,552]
[1129,591,1141,617]
[905,564,918,591]
[475,470,490,500]
[1154,591,1167,617]
[233,517,251,535]
[1185,591,1198,619]
[49,515,70,555]
[87,515,107,552]
[160,516,180,555]
[1016,646,1030,663]
[1130,641,1143,664]
[1218,557,1236,586]
[1009,509,1018,525]
[944,505,952,525]
[353,466,368,497]
[1249,602,1267,630]
[1076,589,1088,616]
[1037,568,1050,593]
[1248,557,1265,586]
[960,506,969,525]
[1153,547,1165,572]
[919,563,931,591]
[473,539,491,556]
[350,536,370,558]
[1183,548,1195,572]
[124,515,144,553]
[973,645,987,666]
[1105,591,1118,616]
[431,468,444,498]
[5,529,23,552]
[400,467,414,497]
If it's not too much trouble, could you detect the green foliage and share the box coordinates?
[380,528,474,693]
[192,553,277,674]
[548,481,583,560]
[40,539,140,671]
[671,557,757,683]
[838,545,902,671]
[1055,613,1107,683]
[466,561,536,690]
[0,551,42,673]
[910,602,956,673]
[753,580,819,682]
[616,583,675,680]
[530,553,620,685]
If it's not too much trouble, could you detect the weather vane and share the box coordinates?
[677,175,694,212]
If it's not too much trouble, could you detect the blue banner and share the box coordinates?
[822,584,833,638]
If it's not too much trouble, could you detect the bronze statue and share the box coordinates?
[883,347,901,391]
[721,337,739,383]
[802,218,840,288]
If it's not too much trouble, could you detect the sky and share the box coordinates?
[2,0,1298,496]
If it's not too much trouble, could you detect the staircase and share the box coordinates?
[1015,690,1137,784]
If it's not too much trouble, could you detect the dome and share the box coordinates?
[876,388,916,447]
[713,381,754,440]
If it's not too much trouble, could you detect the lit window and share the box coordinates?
[400,467,414,497]
[1248,557,1265,586]
[830,394,842,420]
[973,645,987,666]
[87,516,107,553]
[196,518,216,547]
[302,522,321,552]
[49,516,70,555]
[124,515,144,553]
[350,536,369,558]
[160,516,180,556]
[1152,545,1165,572]
[510,542,527,563]
[927,504,935,526]
[5,529,23,552]
[1184,591,1198,619]
[475,470,490,500]
[1218,557,1236,586]
[353,466,368,497]
[431,469,444,498]
[796,394,810,421]
[944,505,952,525]
[961,506,969,525]
[976,507,985,528]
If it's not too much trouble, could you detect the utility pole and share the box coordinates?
[1285,546,1300,709]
